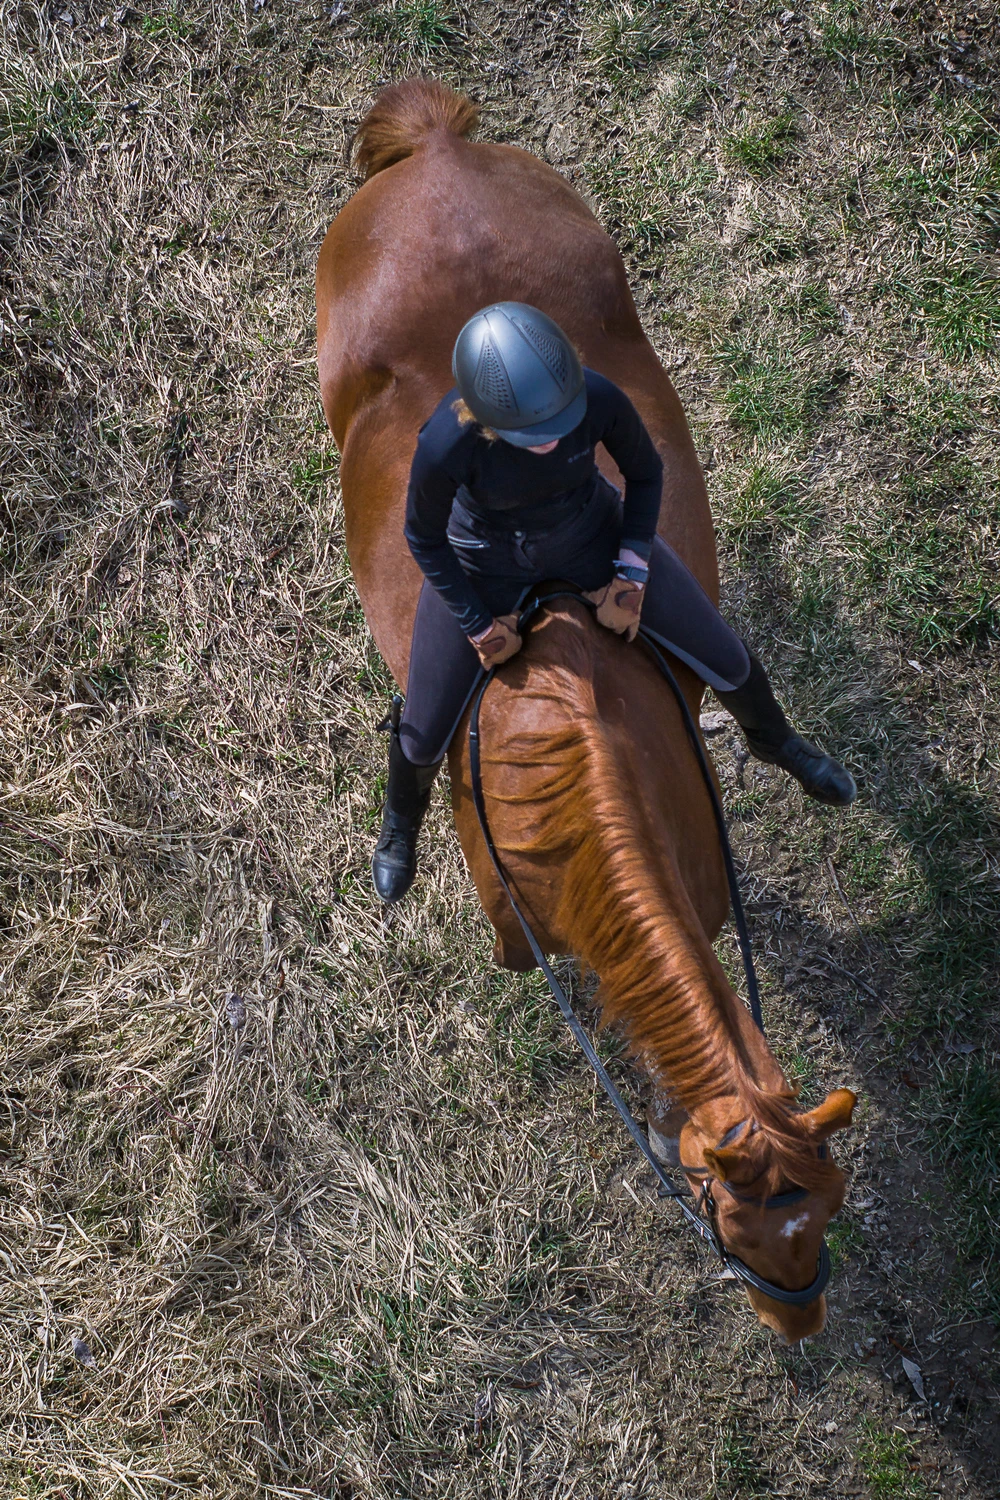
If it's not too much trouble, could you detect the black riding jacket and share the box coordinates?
[404,368,664,637]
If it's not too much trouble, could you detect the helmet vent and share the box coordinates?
[474,342,516,411]
[511,316,569,388]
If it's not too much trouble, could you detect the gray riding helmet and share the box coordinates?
[452,302,586,447]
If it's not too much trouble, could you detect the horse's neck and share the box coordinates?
[484,634,788,1118]
[587,876,783,1115]
[564,753,786,1116]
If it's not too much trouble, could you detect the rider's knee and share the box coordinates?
[399,722,442,766]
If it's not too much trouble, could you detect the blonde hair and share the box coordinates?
[452,397,498,442]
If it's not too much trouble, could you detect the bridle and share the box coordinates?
[466,586,832,1310]
[676,1131,832,1306]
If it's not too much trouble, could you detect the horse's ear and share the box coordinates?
[702,1146,743,1183]
[799,1088,857,1141]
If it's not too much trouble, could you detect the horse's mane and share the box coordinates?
[482,609,838,1194]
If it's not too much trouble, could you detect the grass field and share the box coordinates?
[2,0,999,1495]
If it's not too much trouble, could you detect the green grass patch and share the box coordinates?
[724,112,797,175]
[586,0,675,81]
[366,0,459,53]
[584,151,682,257]
[784,1048,819,1101]
[922,1058,1000,1188]
[832,818,903,903]
[718,337,847,436]
[863,373,976,446]
[140,4,193,39]
[742,218,817,265]
[920,1056,1000,1307]
[489,978,575,1082]
[896,263,1000,362]
[583,132,716,261]
[891,779,1000,1035]
[1,66,96,156]
[354,639,395,701]
[818,0,906,69]
[779,281,841,330]
[291,449,340,499]
[726,784,778,821]
[826,1214,864,1271]
[842,469,1000,651]
[858,1420,928,1497]
[308,1347,395,1411]
[871,99,1000,362]
[714,1422,770,1496]
[880,104,1000,252]
[719,464,815,559]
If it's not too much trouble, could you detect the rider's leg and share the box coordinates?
[714,649,857,805]
[373,711,443,903]
[642,538,857,806]
[397,580,484,767]
[372,581,481,903]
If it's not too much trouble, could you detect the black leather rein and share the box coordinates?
[466,587,831,1310]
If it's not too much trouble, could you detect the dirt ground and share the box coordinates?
[2,0,999,1496]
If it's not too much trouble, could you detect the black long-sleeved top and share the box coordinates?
[404,368,663,637]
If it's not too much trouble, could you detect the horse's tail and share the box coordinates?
[353,77,479,181]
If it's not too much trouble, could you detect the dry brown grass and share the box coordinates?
[2,0,998,1495]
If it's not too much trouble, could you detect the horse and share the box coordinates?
[316,77,856,1343]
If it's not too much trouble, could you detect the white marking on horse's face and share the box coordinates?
[780,1212,810,1239]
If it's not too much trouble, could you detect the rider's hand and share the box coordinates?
[586,573,646,642]
[469,613,523,669]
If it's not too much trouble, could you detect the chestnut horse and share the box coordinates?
[316,78,855,1342]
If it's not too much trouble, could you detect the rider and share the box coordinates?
[372,302,856,902]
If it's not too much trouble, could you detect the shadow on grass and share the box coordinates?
[701,555,1000,1483]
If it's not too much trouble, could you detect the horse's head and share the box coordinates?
[679,1087,856,1342]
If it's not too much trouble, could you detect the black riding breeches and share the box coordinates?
[399,485,751,765]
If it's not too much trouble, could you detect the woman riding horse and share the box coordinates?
[320,76,858,1341]
[373,301,856,902]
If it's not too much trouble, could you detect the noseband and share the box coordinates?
[678,1134,832,1308]
[467,586,833,1310]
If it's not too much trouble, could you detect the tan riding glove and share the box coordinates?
[469,613,523,669]
[586,573,646,642]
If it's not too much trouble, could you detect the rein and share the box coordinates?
[466,587,831,1309]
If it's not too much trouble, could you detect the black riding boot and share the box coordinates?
[717,651,857,806]
[371,700,443,902]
